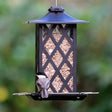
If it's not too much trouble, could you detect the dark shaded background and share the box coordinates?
[0,0,112,112]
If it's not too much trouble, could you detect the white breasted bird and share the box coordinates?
[36,73,50,98]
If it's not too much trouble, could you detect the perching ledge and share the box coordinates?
[13,92,99,101]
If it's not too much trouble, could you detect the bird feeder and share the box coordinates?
[13,6,99,100]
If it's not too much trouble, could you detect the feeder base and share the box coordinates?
[13,92,99,101]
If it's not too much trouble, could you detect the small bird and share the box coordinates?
[36,73,50,98]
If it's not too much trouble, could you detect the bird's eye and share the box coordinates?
[37,83,41,87]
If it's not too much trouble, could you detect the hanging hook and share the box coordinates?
[56,0,57,7]
[50,0,58,7]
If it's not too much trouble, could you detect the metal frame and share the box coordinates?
[35,24,39,92]
[35,24,77,93]
[73,24,77,92]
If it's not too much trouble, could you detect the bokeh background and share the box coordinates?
[0,0,112,112]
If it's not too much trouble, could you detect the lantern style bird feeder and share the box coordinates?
[13,6,99,100]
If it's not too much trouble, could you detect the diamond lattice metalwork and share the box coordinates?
[60,38,71,55]
[60,63,71,80]
[53,33,62,42]
[52,75,63,92]
[39,24,76,93]
[68,51,73,66]
[42,52,48,66]
[53,25,61,34]
[52,50,63,68]
[44,38,56,55]
[68,76,73,91]
[62,88,68,93]
[42,25,48,41]
[48,88,53,93]
[42,34,46,41]
[44,63,55,79]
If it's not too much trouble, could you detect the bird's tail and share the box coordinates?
[41,89,49,98]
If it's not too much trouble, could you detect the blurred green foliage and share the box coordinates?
[0,0,112,112]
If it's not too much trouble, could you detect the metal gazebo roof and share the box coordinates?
[27,7,89,24]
